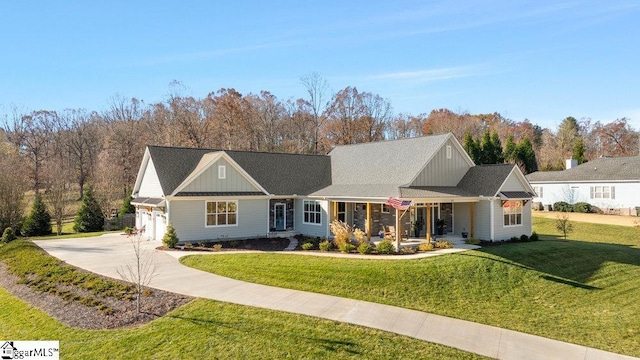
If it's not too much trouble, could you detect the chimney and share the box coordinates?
[565,158,578,169]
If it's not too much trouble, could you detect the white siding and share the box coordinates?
[294,199,329,238]
[453,203,471,235]
[473,200,492,240]
[493,199,532,240]
[138,158,164,197]
[501,170,527,192]
[182,158,261,193]
[530,182,640,211]
[411,138,472,186]
[169,199,268,242]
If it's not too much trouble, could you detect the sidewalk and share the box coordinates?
[35,234,638,360]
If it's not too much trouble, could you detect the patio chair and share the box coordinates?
[384,226,395,240]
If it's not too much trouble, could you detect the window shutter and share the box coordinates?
[590,186,594,199]
[611,186,615,199]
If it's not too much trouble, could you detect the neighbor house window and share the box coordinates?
[590,186,614,199]
[206,200,237,226]
[303,200,321,225]
[533,186,543,198]
[381,204,391,213]
[503,200,522,226]
[218,165,226,179]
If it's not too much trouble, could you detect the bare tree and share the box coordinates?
[555,213,573,240]
[64,109,101,199]
[0,137,27,231]
[300,72,329,154]
[46,168,72,235]
[117,228,157,314]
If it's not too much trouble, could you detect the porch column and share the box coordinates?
[470,202,475,238]
[366,202,372,241]
[333,202,338,222]
[426,203,432,242]
[395,208,401,251]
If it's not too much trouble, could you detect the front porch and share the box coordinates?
[372,234,474,249]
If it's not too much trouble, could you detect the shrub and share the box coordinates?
[212,243,223,251]
[353,228,366,245]
[434,240,453,249]
[301,241,315,250]
[162,223,179,248]
[520,234,529,242]
[339,243,355,253]
[418,242,434,251]
[464,238,481,245]
[357,242,373,254]
[73,186,104,232]
[510,236,520,242]
[401,246,417,254]
[530,232,539,241]
[573,202,592,213]
[118,195,135,218]
[2,227,17,243]
[21,193,52,237]
[553,201,573,212]
[124,226,134,235]
[330,220,352,247]
[319,240,332,251]
[228,240,241,248]
[376,240,395,254]
[198,242,207,248]
[184,242,193,249]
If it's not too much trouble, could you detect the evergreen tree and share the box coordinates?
[515,137,538,174]
[162,223,179,248]
[21,192,52,236]
[462,132,481,163]
[504,134,517,163]
[479,130,493,164]
[73,185,105,232]
[119,194,136,218]
[490,131,504,163]
[572,137,587,164]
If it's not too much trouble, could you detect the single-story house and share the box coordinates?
[526,156,640,215]
[132,133,535,246]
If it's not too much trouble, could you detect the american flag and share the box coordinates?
[385,197,412,210]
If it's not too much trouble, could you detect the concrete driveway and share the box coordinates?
[35,234,637,360]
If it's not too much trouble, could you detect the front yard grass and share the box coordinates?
[181,217,640,357]
[0,287,482,359]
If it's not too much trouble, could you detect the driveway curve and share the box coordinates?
[35,234,637,360]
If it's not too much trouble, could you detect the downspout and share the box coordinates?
[489,199,495,241]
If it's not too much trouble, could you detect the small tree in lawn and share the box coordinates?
[555,213,573,240]
[74,185,105,232]
[162,223,179,248]
[21,192,52,236]
[117,228,157,315]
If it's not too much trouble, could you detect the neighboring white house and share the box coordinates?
[526,156,640,215]
[131,133,536,244]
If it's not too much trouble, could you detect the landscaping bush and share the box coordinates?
[418,242,434,251]
[530,232,539,241]
[357,242,373,254]
[434,240,453,249]
[401,246,416,254]
[330,220,352,247]
[162,223,179,248]
[212,243,223,251]
[353,228,366,245]
[553,201,573,212]
[118,195,135,218]
[319,240,332,252]
[74,186,104,233]
[520,234,529,242]
[301,241,314,250]
[464,238,480,245]
[510,236,520,242]
[376,240,395,254]
[339,243,355,253]
[21,193,52,237]
[573,202,592,213]
[2,227,17,243]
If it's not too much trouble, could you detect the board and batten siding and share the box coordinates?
[493,199,532,240]
[138,158,164,197]
[182,158,261,193]
[500,169,527,192]
[411,138,472,187]
[473,200,492,240]
[294,199,329,238]
[531,182,640,210]
[169,199,268,242]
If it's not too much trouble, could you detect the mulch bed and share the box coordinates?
[0,262,192,330]
[160,237,291,252]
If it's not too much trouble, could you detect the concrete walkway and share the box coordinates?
[35,234,637,360]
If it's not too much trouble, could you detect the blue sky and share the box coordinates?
[1,0,638,129]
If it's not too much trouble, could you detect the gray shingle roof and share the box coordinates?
[147,146,331,196]
[457,164,516,197]
[526,156,640,182]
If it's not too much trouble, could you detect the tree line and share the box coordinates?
[1,74,638,233]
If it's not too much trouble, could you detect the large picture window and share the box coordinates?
[503,200,522,226]
[304,200,321,225]
[206,200,237,226]
[590,186,614,199]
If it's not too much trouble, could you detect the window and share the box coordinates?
[446,145,452,159]
[337,202,346,222]
[503,200,522,226]
[381,204,391,213]
[206,200,237,226]
[533,186,543,198]
[590,186,615,199]
[218,165,226,179]
[303,200,321,225]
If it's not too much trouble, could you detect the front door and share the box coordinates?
[274,203,286,231]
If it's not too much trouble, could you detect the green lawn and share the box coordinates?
[0,241,481,359]
[182,217,640,357]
